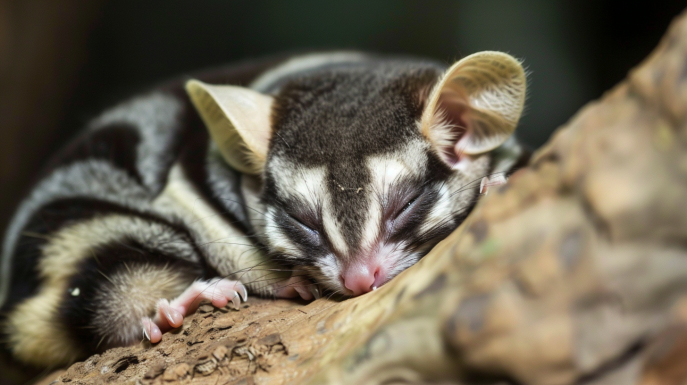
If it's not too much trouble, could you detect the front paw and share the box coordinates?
[141,278,247,343]
[274,275,321,301]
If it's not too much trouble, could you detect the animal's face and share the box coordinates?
[259,65,492,296]
[187,51,527,297]
[262,142,491,296]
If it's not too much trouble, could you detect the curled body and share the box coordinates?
[0,51,528,368]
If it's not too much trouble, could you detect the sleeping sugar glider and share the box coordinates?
[0,51,528,368]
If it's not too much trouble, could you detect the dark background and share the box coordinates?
[0,0,685,238]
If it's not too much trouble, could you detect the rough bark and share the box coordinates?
[40,8,687,385]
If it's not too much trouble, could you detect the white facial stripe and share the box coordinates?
[360,157,407,252]
[264,157,314,256]
[357,199,382,255]
[419,183,453,235]
[360,142,428,251]
[377,241,416,276]
[265,206,301,257]
[321,206,349,256]
[386,251,421,280]
[269,156,325,208]
[314,253,343,291]
[268,157,350,256]
[290,168,326,209]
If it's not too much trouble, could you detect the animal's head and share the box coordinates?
[187,51,526,296]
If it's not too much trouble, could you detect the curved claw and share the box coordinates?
[310,285,321,300]
[141,317,162,343]
[239,286,248,302]
[274,276,319,301]
[294,285,314,301]
[230,290,241,310]
[143,278,248,344]
[157,299,183,328]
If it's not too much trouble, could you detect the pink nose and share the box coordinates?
[342,263,382,296]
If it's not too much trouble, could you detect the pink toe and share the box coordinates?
[142,318,162,343]
[294,285,314,301]
[274,276,319,300]
[149,323,162,343]
[166,308,183,328]
[158,300,184,328]
[274,284,298,298]
[211,295,229,308]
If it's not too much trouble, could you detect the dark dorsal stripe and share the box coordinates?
[1,198,215,315]
[41,123,143,185]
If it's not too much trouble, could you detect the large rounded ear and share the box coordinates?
[420,51,526,166]
[186,80,274,175]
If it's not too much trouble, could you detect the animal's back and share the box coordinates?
[0,54,293,366]
[0,50,528,370]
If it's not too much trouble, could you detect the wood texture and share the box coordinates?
[40,8,687,385]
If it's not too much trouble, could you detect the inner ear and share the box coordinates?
[420,51,527,167]
[186,80,274,175]
[425,92,471,165]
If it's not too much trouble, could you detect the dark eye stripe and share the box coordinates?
[287,213,319,235]
[388,188,438,243]
[274,210,318,244]
[394,192,422,219]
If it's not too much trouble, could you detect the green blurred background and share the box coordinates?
[0,0,684,238]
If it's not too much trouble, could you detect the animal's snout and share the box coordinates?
[342,262,385,296]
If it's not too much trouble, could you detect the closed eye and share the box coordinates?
[287,213,319,236]
[394,192,423,220]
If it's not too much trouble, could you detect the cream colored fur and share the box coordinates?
[186,80,273,175]
[5,214,194,366]
[153,165,281,295]
[420,51,527,156]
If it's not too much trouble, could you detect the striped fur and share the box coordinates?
[0,51,528,368]
[0,55,291,367]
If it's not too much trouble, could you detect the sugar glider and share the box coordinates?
[0,51,528,368]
